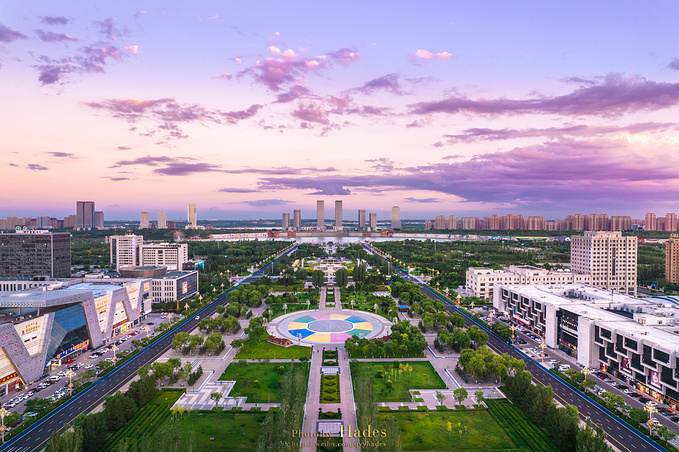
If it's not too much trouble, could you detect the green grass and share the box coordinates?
[350,361,446,401]
[235,339,312,360]
[485,399,559,452]
[219,362,310,403]
[320,374,340,403]
[317,436,343,452]
[379,410,517,451]
[175,411,265,452]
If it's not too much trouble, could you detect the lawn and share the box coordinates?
[350,361,446,401]
[320,374,340,403]
[485,399,559,452]
[379,410,516,451]
[219,362,310,403]
[175,411,265,452]
[235,339,312,360]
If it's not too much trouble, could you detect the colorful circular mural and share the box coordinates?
[285,312,375,343]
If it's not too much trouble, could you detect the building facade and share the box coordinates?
[293,210,301,230]
[158,212,167,229]
[369,213,377,230]
[358,210,366,230]
[188,204,197,228]
[149,271,199,304]
[391,206,401,230]
[109,234,143,270]
[334,200,343,231]
[0,230,71,278]
[76,201,95,229]
[667,235,679,284]
[282,213,290,231]
[139,243,189,271]
[317,200,324,231]
[571,231,637,295]
[140,212,150,229]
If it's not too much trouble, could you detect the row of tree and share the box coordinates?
[344,321,428,358]
[171,332,226,356]
[456,347,525,381]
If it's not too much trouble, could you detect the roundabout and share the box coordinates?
[274,310,389,344]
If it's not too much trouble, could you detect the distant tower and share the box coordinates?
[158,212,167,229]
[369,213,377,231]
[140,212,150,229]
[282,213,290,231]
[317,200,324,231]
[667,235,679,284]
[293,210,302,230]
[391,206,401,229]
[645,213,657,231]
[358,210,366,230]
[76,201,95,229]
[94,211,105,229]
[188,204,197,228]
[334,200,343,231]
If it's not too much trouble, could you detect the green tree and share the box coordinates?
[126,375,158,407]
[312,270,325,287]
[576,418,612,452]
[436,390,447,406]
[629,407,649,426]
[104,392,137,432]
[335,268,349,287]
[353,264,367,283]
[45,426,83,452]
[453,388,468,406]
[474,390,485,405]
[76,412,107,452]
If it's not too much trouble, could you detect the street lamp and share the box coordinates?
[645,402,658,431]
[539,342,547,363]
[0,407,10,443]
[66,369,76,396]
[488,311,495,325]
[456,294,462,306]
[111,344,119,366]
[143,325,151,339]
[510,325,516,344]
[184,303,190,311]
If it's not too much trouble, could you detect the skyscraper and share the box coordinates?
[158,212,167,229]
[334,200,343,231]
[666,213,678,232]
[571,231,637,295]
[282,213,290,231]
[667,235,679,284]
[434,215,446,230]
[0,230,71,278]
[109,234,143,270]
[140,212,150,229]
[293,210,301,230]
[448,215,458,230]
[317,200,324,231]
[95,211,104,229]
[358,210,366,230]
[645,213,657,231]
[188,204,197,228]
[391,206,401,229]
[369,213,377,230]
[76,201,95,229]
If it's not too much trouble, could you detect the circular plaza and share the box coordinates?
[273,310,389,344]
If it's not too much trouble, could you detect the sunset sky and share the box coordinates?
[2,1,679,221]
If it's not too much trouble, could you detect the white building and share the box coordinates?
[140,212,150,229]
[571,231,637,296]
[466,265,592,299]
[335,200,343,231]
[188,203,197,228]
[149,271,199,304]
[108,234,143,270]
[139,243,189,271]
[391,206,401,229]
[158,212,167,229]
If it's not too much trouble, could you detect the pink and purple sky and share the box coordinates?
[2,1,679,221]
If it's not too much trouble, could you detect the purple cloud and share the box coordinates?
[241,199,293,207]
[116,146,132,151]
[365,158,395,172]
[34,44,126,85]
[411,73,679,118]
[106,177,132,181]
[41,16,69,25]
[95,18,127,40]
[218,187,260,193]
[405,197,441,203]
[35,30,77,42]
[110,155,183,168]
[27,164,48,171]
[353,73,404,95]
[221,104,263,123]
[668,59,679,71]
[325,47,360,65]
[413,49,454,61]
[154,162,223,176]
[292,103,329,124]
[275,85,312,103]
[0,25,27,42]
[8,163,18,167]
[47,152,76,158]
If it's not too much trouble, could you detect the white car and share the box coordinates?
[85,364,94,369]
[558,364,571,372]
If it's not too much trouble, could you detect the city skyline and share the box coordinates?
[2,2,679,219]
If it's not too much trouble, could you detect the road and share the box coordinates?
[0,244,296,452]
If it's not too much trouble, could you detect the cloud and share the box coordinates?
[154,162,223,176]
[46,152,76,158]
[40,16,69,25]
[365,158,394,172]
[443,122,675,143]
[27,164,48,171]
[110,155,183,168]
[410,73,679,118]
[241,199,292,207]
[275,85,312,103]
[218,187,260,193]
[34,44,126,85]
[413,49,454,61]
[221,104,263,123]
[95,18,127,41]
[353,73,404,95]
[106,177,132,181]
[8,163,18,167]
[669,59,679,71]
[405,197,441,203]
[237,44,360,91]
[211,73,232,79]
[0,24,27,42]
[116,146,132,150]
[406,116,434,128]
[292,103,329,124]
[35,30,77,42]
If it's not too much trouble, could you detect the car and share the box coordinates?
[628,392,642,398]
[639,397,651,404]
[602,378,614,383]
[24,412,38,418]
[670,416,679,423]
[195,316,200,320]
[559,364,571,372]
[617,385,628,391]
[85,364,94,369]
[649,419,661,426]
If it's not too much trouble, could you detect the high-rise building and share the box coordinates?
[358,210,366,230]
[645,213,657,231]
[460,217,480,230]
[282,213,290,231]
[369,213,377,230]
[140,212,150,229]
[139,243,189,271]
[610,216,632,231]
[448,215,458,230]
[425,220,434,230]
[434,215,446,230]
[0,230,71,278]
[571,230,637,295]
[293,210,302,230]
[76,201,95,229]
[188,204,197,228]
[391,206,401,229]
[109,234,143,270]
[334,200,343,231]
[158,212,167,229]
[666,213,678,232]
[95,211,104,229]
[317,200,324,231]
[526,216,546,231]
[666,234,679,284]
[489,214,500,230]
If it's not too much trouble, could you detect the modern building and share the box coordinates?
[448,215,458,230]
[188,203,197,228]
[571,231,637,296]
[466,265,592,299]
[646,213,657,231]
[434,215,446,230]
[148,270,199,304]
[666,213,678,232]
[109,234,143,270]
[494,284,679,408]
[358,210,366,231]
[293,210,302,230]
[610,216,632,231]
[391,206,401,230]
[460,217,480,230]
[76,201,95,229]
[0,230,71,278]
[140,212,150,229]
[94,211,105,229]
[139,243,189,271]
[369,213,377,231]
[667,235,679,284]
[334,200,343,231]
[317,200,325,231]
[158,212,167,229]
[282,213,290,231]
[0,278,150,390]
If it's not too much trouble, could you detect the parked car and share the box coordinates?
[669,416,679,423]
[559,364,571,372]
[639,397,651,404]
[628,392,642,398]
